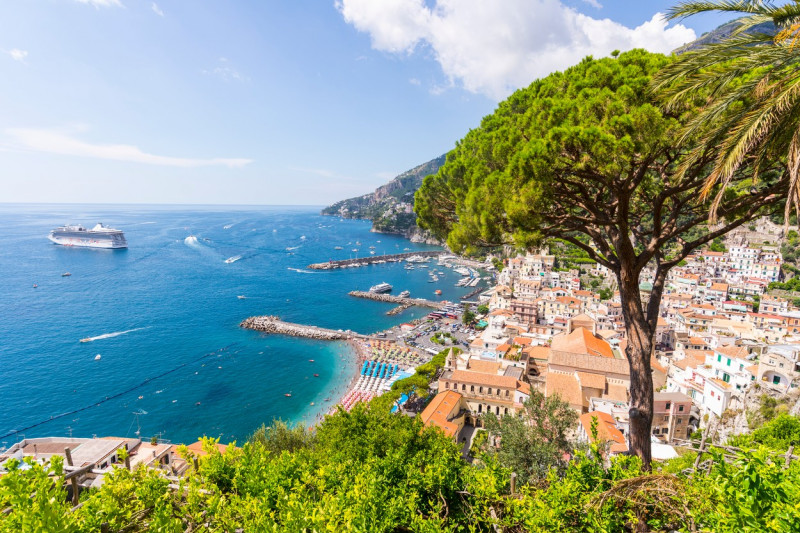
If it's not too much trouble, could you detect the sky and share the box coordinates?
[0,1,735,206]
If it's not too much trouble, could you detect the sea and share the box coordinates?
[0,204,484,447]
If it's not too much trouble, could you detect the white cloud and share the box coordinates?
[337,0,695,100]
[203,57,248,82]
[409,77,421,86]
[582,0,602,9]
[151,2,164,16]
[6,128,252,168]
[74,0,123,7]
[6,49,28,63]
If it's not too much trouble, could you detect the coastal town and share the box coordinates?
[6,215,799,491]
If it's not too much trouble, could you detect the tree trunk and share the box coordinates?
[617,264,654,470]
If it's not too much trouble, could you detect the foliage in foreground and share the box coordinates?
[2,404,800,532]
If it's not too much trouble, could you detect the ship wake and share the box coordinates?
[81,327,149,343]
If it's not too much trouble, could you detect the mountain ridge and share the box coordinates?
[321,154,446,242]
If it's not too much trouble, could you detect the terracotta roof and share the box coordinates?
[527,346,551,361]
[467,359,502,375]
[579,411,627,452]
[746,364,758,375]
[551,327,613,358]
[651,357,667,374]
[709,283,729,292]
[688,337,707,346]
[186,441,229,457]
[420,390,463,438]
[470,338,485,348]
[489,309,514,317]
[545,372,583,408]
[604,383,629,402]
[450,369,519,389]
[513,336,533,345]
[496,343,512,353]
[716,345,749,360]
[549,349,630,376]
[577,371,606,389]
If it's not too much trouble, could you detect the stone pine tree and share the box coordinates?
[414,50,787,468]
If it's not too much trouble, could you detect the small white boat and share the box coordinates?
[237,295,246,299]
[94,354,102,361]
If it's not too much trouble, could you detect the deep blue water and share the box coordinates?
[0,205,479,447]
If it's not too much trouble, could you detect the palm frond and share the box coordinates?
[666,1,771,21]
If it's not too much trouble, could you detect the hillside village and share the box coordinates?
[420,216,800,456]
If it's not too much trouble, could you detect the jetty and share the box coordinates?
[348,291,445,309]
[241,316,367,340]
[308,250,446,270]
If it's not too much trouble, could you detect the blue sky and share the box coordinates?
[1,1,733,205]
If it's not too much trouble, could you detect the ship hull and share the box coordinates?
[48,234,127,249]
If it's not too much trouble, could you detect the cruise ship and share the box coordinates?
[369,282,393,294]
[48,223,128,249]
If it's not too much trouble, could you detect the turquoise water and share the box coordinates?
[0,205,478,446]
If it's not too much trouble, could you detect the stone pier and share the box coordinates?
[240,316,366,340]
[348,291,445,309]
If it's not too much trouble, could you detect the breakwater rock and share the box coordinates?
[240,316,362,340]
[386,304,411,316]
[308,251,446,270]
[348,291,444,309]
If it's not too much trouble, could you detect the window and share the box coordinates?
[462,384,466,391]
[739,364,744,371]
[727,358,731,366]
[723,373,730,383]
[478,404,482,413]
[445,382,449,389]
[505,390,510,397]
[662,428,669,435]
[665,402,671,410]
[664,416,669,422]
[717,354,721,362]
[678,405,684,412]
[479,386,483,393]
[471,385,474,392]
[676,418,682,424]
[488,388,492,395]
[773,375,781,385]
[496,406,500,415]
[504,408,508,415]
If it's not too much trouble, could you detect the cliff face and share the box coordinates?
[673,19,775,54]
[321,154,446,240]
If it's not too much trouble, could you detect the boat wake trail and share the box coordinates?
[81,327,149,343]
[224,255,242,264]
[287,267,321,274]
[285,245,301,251]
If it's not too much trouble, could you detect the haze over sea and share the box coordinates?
[0,204,482,446]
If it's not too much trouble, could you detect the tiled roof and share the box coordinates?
[716,345,749,360]
[577,371,606,389]
[545,372,582,408]
[420,390,463,438]
[579,411,627,452]
[450,369,519,389]
[551,327,614,358]
[467,359,502,375]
